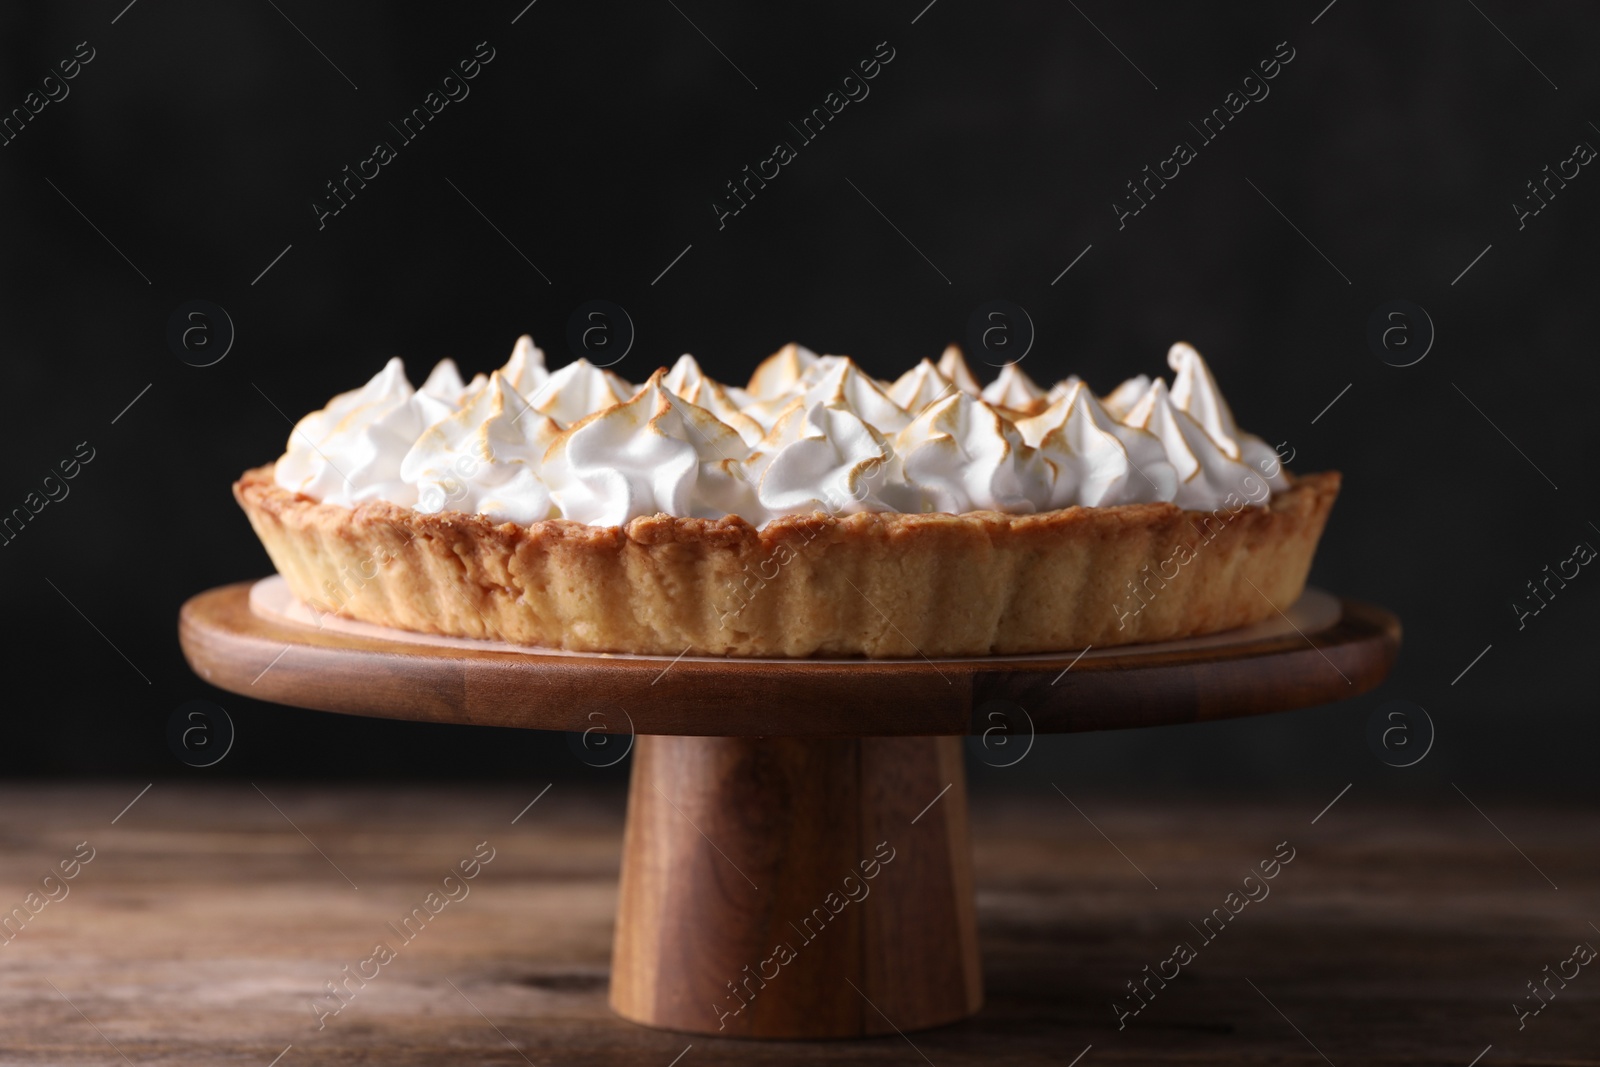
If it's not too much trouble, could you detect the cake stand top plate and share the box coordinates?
[177,578,1399,738]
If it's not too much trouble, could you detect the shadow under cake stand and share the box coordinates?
[178,578,1399,1040]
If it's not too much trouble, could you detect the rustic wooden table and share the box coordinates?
[3,783,1594,1065]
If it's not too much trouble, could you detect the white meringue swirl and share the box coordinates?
[274,356,454,509]
[272,336,1288,527]
[400,372,561,524]
[980,362,1046,412]
[750,400,896,519]
[543,370,759,527]
[1164,342,1288,492]
[1122,379,1266,510]
[886,392,1055,514]
[887,359,956,415]
[526,357,632,426]
[1017,382,1178,508]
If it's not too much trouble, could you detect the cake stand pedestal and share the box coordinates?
[179,580,1399,1039]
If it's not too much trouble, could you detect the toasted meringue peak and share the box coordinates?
[1122,379,1263,510]
[887,359,957,416]
[797,353,847,382]
[1166,343,1242,459]
[1164,343,1290,492]
[663,353,766,447]
[1100,374,1150,418]
[528,357,633,427]
[274,337,1285,526]
[981,362,1047,412]
[793,356,911,433]
[747,342,819,400]
[1045,375,1083,404]
[499,334,549,398]
[543,369,759,527]
[1019,381,1178,508]
[400,372,561,524]
[274,357,453,509]
[751,400,897,519]
[741,392,803,433]
[887,392,1055,515]
[936,344,983,395]
[420,359,466,400]
[662,352,710,397]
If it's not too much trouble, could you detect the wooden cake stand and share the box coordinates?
[179,579,1399,1040]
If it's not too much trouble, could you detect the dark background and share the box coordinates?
[1,1,1594,798]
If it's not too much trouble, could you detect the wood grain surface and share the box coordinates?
[178,582,1400,737]
[610,736,982,1037]
[3,784,1594,1065]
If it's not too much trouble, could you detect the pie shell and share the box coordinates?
[235,464,1340,658]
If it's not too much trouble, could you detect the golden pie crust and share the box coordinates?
[235,464,1340,658]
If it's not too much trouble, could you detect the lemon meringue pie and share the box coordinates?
[238,339,1338,657]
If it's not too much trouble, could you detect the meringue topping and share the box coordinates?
[497,334,550,399]
[1100,374,1149,418]
[752,400,896,520]
[789,357,910,434]
[980,362,1047,412]
[747,342,819,400]
[936,344,983,395]
[1166,343,1241,459]
[1164,343,1288,493]
[1017,382,1178,508]
[663,353,766,447]
[887,359,957,416]
[275,356,454,509]
[525,357,632,425]
[887,392,1055,514]
[543,370,759,527]
[400,372,561,524]
[272,337,1286,527]
[1122,379,1262,510]
[419,358,467,401]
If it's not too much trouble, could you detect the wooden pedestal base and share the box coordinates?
[180,581,1401,1042]
[609,735,983,1039]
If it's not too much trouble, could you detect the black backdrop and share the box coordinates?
[2,1,1594,798]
